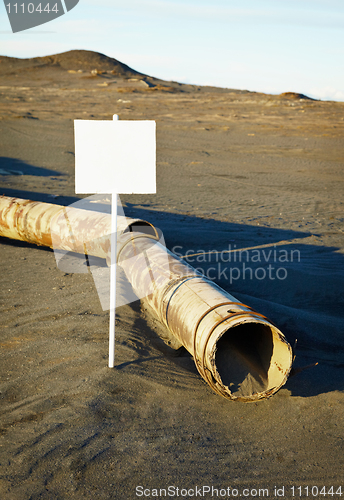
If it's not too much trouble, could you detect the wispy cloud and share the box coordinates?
[82,0,344,29]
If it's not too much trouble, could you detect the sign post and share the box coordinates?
[74,114,156,367]
[109,191,118,368]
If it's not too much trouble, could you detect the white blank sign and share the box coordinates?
[74,120,156,194]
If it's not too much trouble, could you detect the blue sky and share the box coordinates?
[1,0,343,101]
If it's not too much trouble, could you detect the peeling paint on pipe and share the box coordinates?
[0,195,293,401]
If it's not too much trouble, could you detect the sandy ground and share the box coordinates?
[0,51,344,499]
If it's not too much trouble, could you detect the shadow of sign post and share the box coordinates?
[74,115,156,368]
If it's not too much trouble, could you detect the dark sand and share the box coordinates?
[0,50,344,499]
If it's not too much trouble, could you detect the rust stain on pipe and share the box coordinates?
[0,195,293,401]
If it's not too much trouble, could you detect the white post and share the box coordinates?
[109,113,119,368]
[108,192,118,367]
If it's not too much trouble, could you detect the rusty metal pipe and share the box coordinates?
[117,232,293,401]
[0,195,156,259]
[0,195,293,401]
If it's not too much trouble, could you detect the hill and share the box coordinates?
[0,49,145,77]
[0,49,315,98]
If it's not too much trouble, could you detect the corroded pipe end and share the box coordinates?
[198,317,293,402]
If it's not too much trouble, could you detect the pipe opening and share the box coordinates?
[126,221,157,237]
[215,323,274,398]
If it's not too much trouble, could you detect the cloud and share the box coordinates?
[309,86,344,101]
[0,39,71,57]
[81,0,344,30]
[57,18,116,35]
